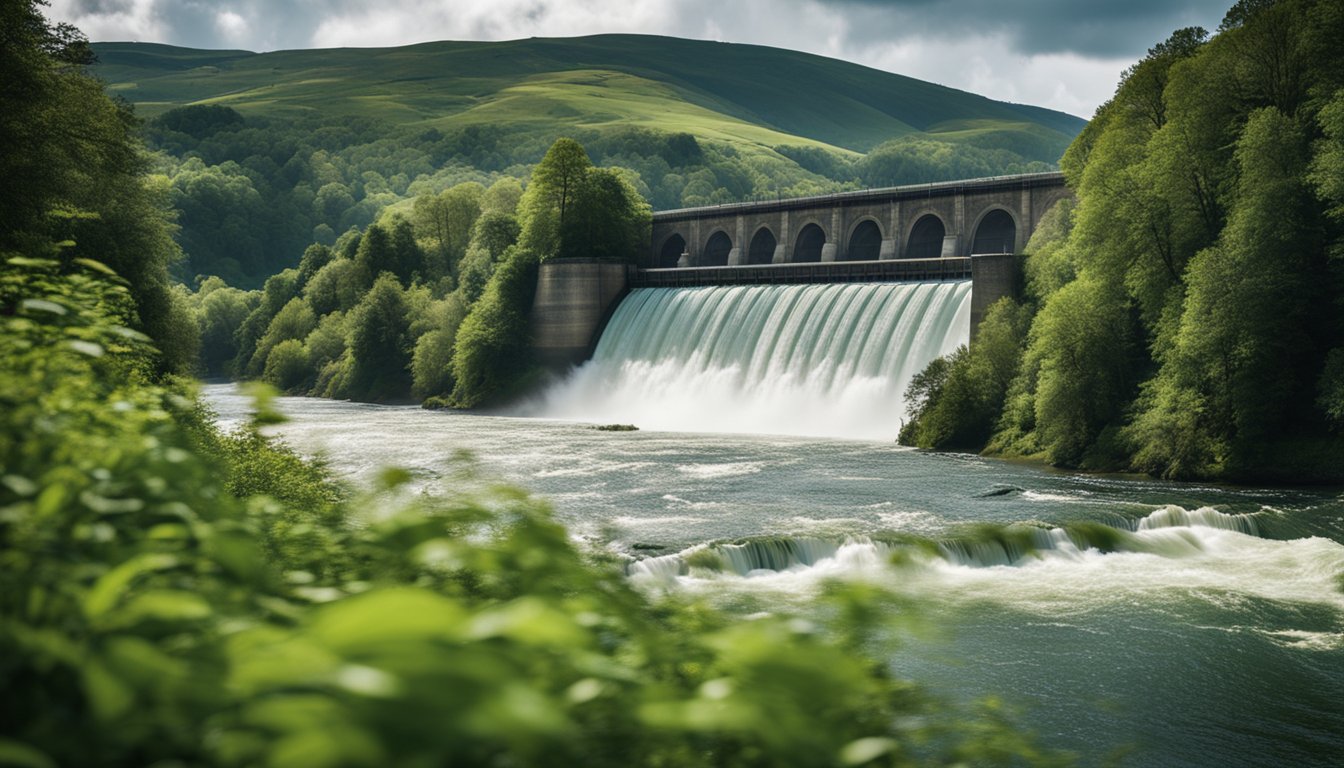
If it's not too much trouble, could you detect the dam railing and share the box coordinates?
[629,257,973,288]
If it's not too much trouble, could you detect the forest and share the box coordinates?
[900,0,1344,483]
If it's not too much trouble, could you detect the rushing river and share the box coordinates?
[203,383,1344,767]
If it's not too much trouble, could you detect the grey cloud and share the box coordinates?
[71,0,136,12]
[822,0,1229,57]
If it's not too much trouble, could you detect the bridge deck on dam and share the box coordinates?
[630,257,972,287]
[649,170,1070,267]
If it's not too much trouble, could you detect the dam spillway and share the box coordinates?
[530,280,971,440]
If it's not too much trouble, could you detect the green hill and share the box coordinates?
[92,34,1083,160]
[88,35,1085,285]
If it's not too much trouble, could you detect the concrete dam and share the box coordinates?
[526,172,1069,439]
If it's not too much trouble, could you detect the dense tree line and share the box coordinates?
[901,0,1344,483]
[145,104,1057,287]
[188,137,651,408]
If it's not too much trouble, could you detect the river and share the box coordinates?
[203,383,1344,767]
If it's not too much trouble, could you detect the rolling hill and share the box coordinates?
[88,35,1086,284]
[92,34,1084,162]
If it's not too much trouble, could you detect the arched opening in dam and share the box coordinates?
[531,280,971,440]
[748,227,777,265]
[658,234,686,267]
[702,231,733,266]
[793,223,826,263]
[972,209,1017,254]
[846,220,882,261]
[906,214,946,259]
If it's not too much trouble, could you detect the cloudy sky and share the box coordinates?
[47,0,1231,118]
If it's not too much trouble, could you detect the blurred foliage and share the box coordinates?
[0,255,1065,767]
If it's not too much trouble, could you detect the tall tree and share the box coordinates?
[1,0,189,372]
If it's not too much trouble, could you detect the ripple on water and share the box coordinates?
[676,462,766,479]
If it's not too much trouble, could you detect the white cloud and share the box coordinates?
[215,10,248,43]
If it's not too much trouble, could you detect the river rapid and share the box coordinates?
[204,384,1344,766]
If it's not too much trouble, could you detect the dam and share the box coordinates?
[526,172,1069,438]
[531,171,1069,368]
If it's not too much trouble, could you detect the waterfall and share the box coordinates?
[529,280,971,440]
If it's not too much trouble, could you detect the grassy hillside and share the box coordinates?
[92,34,1083,161]
[87,35,1085,285]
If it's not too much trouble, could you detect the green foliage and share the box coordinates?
[262,338,312,392]
[412,182,484,281]
[856,137,1053,188]
[190,276,258,376]
[0,2,189,372]
[1,257,1063,767]
[519,138,652,263]
[1127,107,1326,477]
[86,34,1083,286]
[899,299,1033,451]
[410,294,469,401]
[304,257,370,316]
[964,0,1344,480]
[345,274,413,402]
[248,297,317,379]
[451,247,542,408]
[355,218,423,287]
[152,104,244,138]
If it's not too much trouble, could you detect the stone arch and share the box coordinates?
[844,218,883,261]
[905,213,946,260]
[792,222,827,263]
[970,207,1018,254]
[747,226,777,265]
[702,230,733,267]
[658,233,687,268]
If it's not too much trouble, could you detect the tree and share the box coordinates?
[411,182,483,280]
[451,247,541,408]
[347,273,412,401]
[1,0,189,372]
[560,168,652,262]
[519,138,594,256]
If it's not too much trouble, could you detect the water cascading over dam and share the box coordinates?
[531,280,970,440]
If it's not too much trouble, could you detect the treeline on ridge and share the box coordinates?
[146,104,1055,287]
[901,0,1344,483]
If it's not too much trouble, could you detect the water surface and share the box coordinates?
[204,384,1344,767]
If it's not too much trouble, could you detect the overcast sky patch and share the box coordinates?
[46,0,1230,117]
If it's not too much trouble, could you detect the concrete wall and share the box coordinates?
[530,259,631,369]
[970,253,1021,342]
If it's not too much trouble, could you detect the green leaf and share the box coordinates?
[84,553,181,619]
[83,658,135,721]
[841,737,899,765]
[1,475,38,497]
[308,588,467,653]
[65,340,104,358]
[0,739,57,768]
[19,299,66,316]
[108,589,213,629]
[73,258,119,276]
